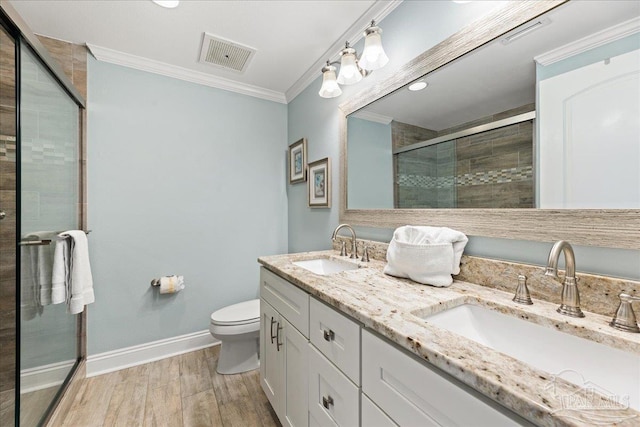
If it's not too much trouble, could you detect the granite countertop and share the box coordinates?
[258,250,640,427]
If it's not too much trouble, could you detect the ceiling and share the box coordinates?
[360,0,640,131]
[7,0,401,103]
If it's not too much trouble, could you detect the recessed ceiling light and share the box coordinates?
[408,81,428,91]
[152,0,180,8]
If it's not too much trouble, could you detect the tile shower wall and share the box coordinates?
[0,25,16,409]
[395,106,534,209]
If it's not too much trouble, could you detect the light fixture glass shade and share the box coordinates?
[152,0,180,8]
[337,47,363,85]
[359,26,389,70]
[319,63,342,98]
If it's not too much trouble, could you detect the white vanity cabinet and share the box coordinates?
[361,330,526,426]
[259,266,529,427]
[260,268,310,427]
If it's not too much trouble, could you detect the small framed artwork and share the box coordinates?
[308,157,331,208]
[288,138,307,184]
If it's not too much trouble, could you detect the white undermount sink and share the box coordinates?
[420,304,640,412]
[292,258,360,275]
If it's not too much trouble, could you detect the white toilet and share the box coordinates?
[209,298,260,375]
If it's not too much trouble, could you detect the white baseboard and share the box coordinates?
[87,330,219,377]
[21,359,77,394]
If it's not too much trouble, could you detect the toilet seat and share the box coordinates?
[211,299,260,326]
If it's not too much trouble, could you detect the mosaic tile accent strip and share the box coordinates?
[398,165,533,189]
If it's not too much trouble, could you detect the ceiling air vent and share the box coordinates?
[198,33,256,73]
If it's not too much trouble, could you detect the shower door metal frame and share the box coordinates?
[0,1,88,425]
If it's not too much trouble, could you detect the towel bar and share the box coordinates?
[18,230,92,246]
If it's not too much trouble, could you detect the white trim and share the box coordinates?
[86,330,218,377]
[20,359,76,394]
[285,0,404,103]
[350,110,393,124]
[87,44,287,104]
[535,16,640,66]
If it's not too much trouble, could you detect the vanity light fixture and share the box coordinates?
[318,20,389,98]
[152,0,180,8]
[408,80,428,91]
[318,61,342,98]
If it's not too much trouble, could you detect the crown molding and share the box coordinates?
[535,16,640,66]
[87,44,287,104]
[350,110,393,124]
[285,0,403,103]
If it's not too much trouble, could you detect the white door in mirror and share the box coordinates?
[539,48,640,208]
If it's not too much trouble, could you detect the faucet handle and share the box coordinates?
[512,274,533,305]
[339,241,348,257]
[610,293,640,333]
[361,246,370,262]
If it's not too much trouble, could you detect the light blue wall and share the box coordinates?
[287,1,640,280]
[537,33,640,81]
[87,58,288,354]
[288,0,506,253]
[347,118,393,209]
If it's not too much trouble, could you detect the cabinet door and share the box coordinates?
[283,318,309,427]
[362,330,522,426]
[308,346,359,427]
[260,299,284,419]
[362,393,397,427]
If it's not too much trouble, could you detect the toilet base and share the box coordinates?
[216,338,260,375]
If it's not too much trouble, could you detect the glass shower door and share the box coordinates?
[19,44,80,426]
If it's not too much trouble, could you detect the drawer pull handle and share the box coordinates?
[276,323,283,351]
[323,329,335,342]
[270,317,277,344]
[322,395,334,410]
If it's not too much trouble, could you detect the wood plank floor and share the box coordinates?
[56,346,281,427]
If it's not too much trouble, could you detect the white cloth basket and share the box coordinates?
[383,226,468,287]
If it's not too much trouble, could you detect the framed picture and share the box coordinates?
[288,138,307,184]
[308,157,330,208]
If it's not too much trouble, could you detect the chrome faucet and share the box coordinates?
[331,224,358,259]
[544,240,584,318]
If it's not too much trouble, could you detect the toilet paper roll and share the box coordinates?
[152,275,185,294]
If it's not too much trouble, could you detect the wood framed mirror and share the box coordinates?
[339,0,639,249]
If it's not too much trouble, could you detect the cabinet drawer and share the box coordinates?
[362,330,521,427]
[260,267,310,338]
[308,346,359,427]
[309,297,360,385]
[362,393,397,427]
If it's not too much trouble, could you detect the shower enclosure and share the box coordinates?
[0,4,86,426]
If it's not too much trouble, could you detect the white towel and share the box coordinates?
[24,232,58,305]
[383,226,468,287]
[53,230,95,314]
[52,237,70,305]
[20,245,42,319]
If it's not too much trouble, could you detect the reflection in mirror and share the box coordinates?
[347,0,639,210]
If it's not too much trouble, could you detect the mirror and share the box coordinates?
[339,0,640,249]
[347,0,639,210]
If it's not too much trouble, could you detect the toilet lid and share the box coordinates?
[211,299,260,325]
